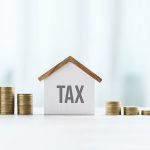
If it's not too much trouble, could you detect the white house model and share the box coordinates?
[38,56,102,115]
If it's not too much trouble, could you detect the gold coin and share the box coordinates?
[106,101,120,106]
[18,112,32,115]
[1,112,14,115]
[0,87,15,93]
[18,108,32,114]
[18,106,32,109]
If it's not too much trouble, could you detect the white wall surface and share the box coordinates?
[44,62,95,114]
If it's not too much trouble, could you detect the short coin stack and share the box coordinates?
[106,101,121,115]
[124,107,139,115]
[141,110,150,115]
[0,87,15,115]
[17,94,33,115]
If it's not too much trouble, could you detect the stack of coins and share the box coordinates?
[17,94,33,115]
[0,87,15,115]
[124,107,139,115]
[141,110,150,115]
[105,101,121,115]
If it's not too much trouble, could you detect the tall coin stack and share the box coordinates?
[17,94,33,115]
[0,87,15,115]
[106,101,121,115]
[124,107,139,115]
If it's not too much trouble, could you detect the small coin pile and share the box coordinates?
[124,107,139,115]
[141,110,150,115]
[0,87,15,115]
[17,94,33,115]
[105,101,121,115]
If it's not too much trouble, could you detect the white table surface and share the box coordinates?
[0,107,150,150]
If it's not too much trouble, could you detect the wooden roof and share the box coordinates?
[38,56,102,82]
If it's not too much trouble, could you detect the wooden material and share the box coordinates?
[38,56,102,82]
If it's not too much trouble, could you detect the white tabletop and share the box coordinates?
[0,108,150,150]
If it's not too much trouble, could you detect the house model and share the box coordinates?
[38,56,102,115]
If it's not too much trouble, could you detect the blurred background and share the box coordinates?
[0,0,150,107]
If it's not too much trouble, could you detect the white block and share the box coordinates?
[44,62,95,115]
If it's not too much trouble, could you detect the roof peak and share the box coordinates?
[38,56,102,82]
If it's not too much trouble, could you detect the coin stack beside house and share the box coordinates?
[17,94,33,115]
[0,87,15,115]
[124,107,139,115]
[105,101,121,115]
[141,110,150,115]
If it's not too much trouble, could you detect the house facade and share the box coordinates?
[38,56,102,115]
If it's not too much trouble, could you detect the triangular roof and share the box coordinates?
[38,56,102,82]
